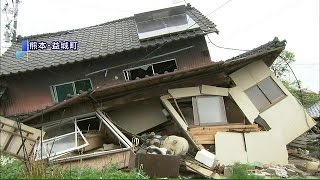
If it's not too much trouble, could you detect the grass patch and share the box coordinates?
[57,165,148,179]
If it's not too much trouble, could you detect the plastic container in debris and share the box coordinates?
[195,149,216,168]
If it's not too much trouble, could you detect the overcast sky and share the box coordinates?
[1,0,319,92]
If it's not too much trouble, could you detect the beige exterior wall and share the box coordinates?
[229,60,316,144]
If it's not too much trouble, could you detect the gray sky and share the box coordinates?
[1,0,319,92]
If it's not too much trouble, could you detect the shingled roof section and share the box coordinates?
[0,5,218,76]
[307,101,320,118]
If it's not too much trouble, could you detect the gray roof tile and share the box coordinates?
[0,5,217,76]
[307,101,320,118]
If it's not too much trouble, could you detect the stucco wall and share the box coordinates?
[229,60,316,144]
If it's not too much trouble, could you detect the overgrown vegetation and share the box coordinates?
[0,155,148,179]
[282,80,320,108]
[0,155,25,179]
[229,163,262,179]
[271,50,320,108]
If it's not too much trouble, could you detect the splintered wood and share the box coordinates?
[0,116,44,159]
[188,124,260,145]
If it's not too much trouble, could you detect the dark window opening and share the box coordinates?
[127,65,153,80]
[170,98,194,126]
[54,83,74,103]
[153,60,177,74]
[75,79,92,94]
[245,76,286,112]
[124,59,177,80]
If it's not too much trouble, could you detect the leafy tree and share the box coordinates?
[271,50,320,108]
[282,80,320,108]
[271,50,295,78]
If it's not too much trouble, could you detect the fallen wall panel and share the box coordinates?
[0,116,44,159]
[215,132,248,165]
[245,130,288,165]
[215,131,288,166]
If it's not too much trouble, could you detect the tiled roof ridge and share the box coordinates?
[227,37,287,62]
[16,17,134,41]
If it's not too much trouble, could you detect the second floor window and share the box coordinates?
[51,79,93,103]
[245,76,286,112]
[124,59,177,80]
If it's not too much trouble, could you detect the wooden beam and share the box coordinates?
[189,124,260,145]
[168,86,201,99]
[189,124,259,134]
[160,95,188,131]
[200,85,229,96]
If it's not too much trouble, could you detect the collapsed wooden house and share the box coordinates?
[0,4,316,173]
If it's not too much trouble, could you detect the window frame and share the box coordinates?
[50,78,93,103]
[192,96,228,126]
[245,76,286,112]
[35,121,89,161]
[123,58,177,81]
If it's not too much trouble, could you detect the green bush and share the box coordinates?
[230,162,262,179]
[0,156,25,179]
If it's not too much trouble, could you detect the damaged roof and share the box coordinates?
[0,5,218,76]
[22,37,286,123]
[307,101,320,118]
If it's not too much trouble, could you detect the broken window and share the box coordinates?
[51,79,93,103]
[153,59,177,74]
[245,76,286,112]
[35,121,88,160]
[192,96,228,125]
[125,65,153,80]
[74,79,92,94]
[124,59,177,80]
[35,111,132,161]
